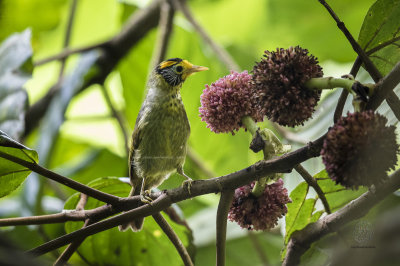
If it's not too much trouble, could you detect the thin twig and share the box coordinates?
[216,190,234,266]
[0,150,121,205]
[58,0,78,78]
[333,56,362,122]
[283,167,400,265]
[99,85,130,155]
[318,0,382,82]
[152,212,194,266]
[54,219,93,266]
[247,232,269,266]
[151,0,175,68]
[0,211,86,226]
[187,147,216,179]
[34,41,110,66]
[173,0,240,71]
[76,193,89,211]
[294,164,331,214]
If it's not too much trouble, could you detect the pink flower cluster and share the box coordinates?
[228,179,291,231]
[321,111,399,189]
[199,71,263,134]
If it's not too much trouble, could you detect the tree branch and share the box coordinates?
[54,219,94,266]
[0,211,85,226]
[99,85,130,156]
[247,232,270,266]
[152,212,194,266]
[0,150,121,205]
[151,0,175,67]
[294,164,331,214]
[283,168,400,266]
[318,0,382,82]
[24,0,163,137]
[173,0,240,72]
[366,62,400,110]
[216,190,234,266]
[26,138,323,256]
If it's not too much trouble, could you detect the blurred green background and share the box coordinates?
[0,0,390,265]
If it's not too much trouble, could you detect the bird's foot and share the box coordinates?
[182,178,193,195]
[140,190,153,205]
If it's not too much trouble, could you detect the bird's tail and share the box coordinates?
[118,184,144,232]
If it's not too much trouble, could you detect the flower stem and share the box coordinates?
[241,116,258,136]
[305,77,356,92]
[252,177,267,197]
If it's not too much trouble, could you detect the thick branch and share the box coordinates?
[283,168,400,266]
[27,138,323,256]
[366,62,400,110]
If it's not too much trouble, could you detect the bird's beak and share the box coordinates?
[184,65,209,79]
[187,65,209,74]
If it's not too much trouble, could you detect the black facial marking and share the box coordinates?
[156,58,185,86]
[166,58,183,63]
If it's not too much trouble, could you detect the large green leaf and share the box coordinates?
[0,29,32,140]
[282,182,322,259]
[64,177,194,266]
[0,131,38,198]
[358,0,400,75]
[314,170,367,212]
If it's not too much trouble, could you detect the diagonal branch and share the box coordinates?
[366,62,400,110]
[0,150,121,205]
[152,212,194,266]
[294,164,331,214]
[150,0,175,67]
[24,0,163,137]
[283,167,400,266]
[173,0,240,72]
[318,0,382,82]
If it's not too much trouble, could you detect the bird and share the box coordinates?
[119,58,208,232]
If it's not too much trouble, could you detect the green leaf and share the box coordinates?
[358,0,400,75]
[315,170,366,212]
[64,177,194,266]
[0,130,38,198]
[0,29,32,140]
[282,182,322,260]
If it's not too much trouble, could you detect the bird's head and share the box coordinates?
[155,58,208,89]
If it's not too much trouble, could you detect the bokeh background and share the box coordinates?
[2,0,399,265]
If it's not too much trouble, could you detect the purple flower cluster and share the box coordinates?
[252,46,323,127]
[321,111,399,189]
[228,179,291,231]
[199,71,263,133]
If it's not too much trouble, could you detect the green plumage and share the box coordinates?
[119,58,207,232]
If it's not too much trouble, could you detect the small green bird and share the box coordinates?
[119,58,208,231]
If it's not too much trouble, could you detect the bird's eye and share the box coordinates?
[175,65,183,73]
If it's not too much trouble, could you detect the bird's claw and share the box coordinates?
[140,190,153,205]
[182,178,193,195]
